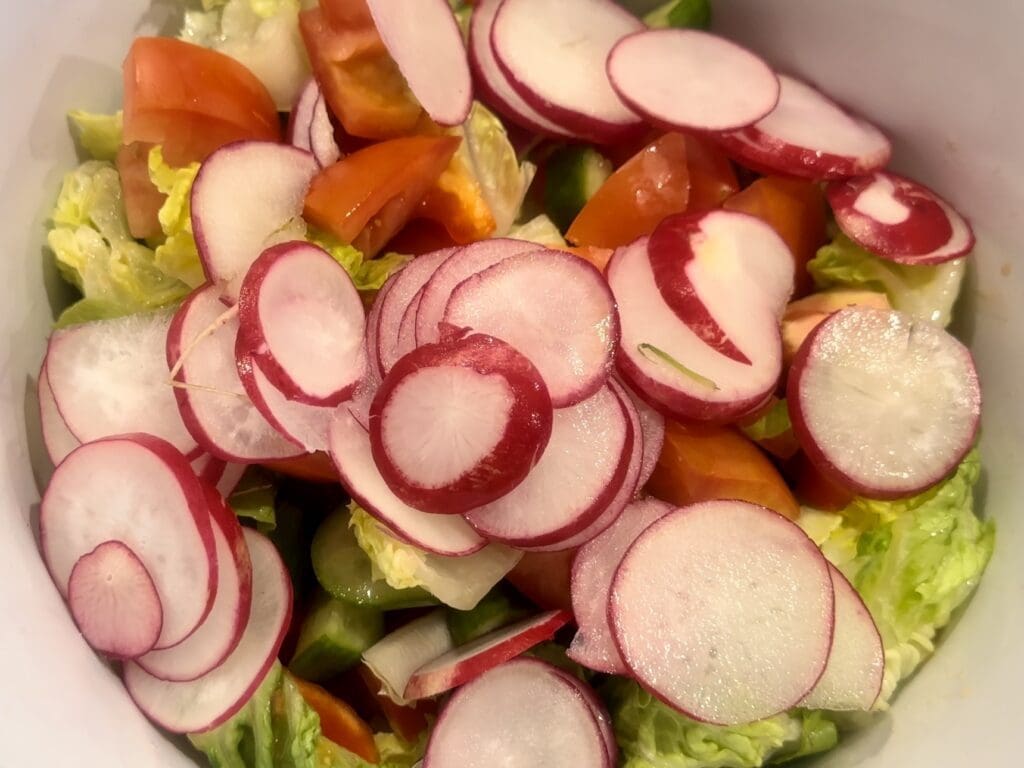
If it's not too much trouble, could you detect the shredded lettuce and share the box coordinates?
[807,233,966,326]
[508,214,567,248]
[68,110,123,162]
[148,146,206,288]
[644,0,712,29]
[307,229,411,292]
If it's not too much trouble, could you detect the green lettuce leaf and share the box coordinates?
[644,0,712,30]
[740,399,792,442]
[307,229,411,292]
[228,466,278,528]
[807,233,966,326]
[603,677,837,768]
[508,214,567,248]
[148,146,206,289]
[68,110,123,162]
[374,731,428,768]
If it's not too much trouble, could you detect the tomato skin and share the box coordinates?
[116,142,164,240]
[291,678,380,764]
[505,550,575,613]
[787,452,856,512]
[357,666,436,743]
[684,134,740,211]
[261,452,339,483]
[385,219,459,256]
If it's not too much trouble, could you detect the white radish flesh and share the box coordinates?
[621,381,665,490]
[607,29,780,132]
[395,289,423,363]
[610,501,834,725]
[548,666,618,766]
[788,307,980,499]
[286,77,319,151]
[216,462,247,498]
[377,249,454,374]
[363,610,454,705]
[236,356,332,453]
[37,362,80,466]
[68,540,163,660]
[123,529,292,734]
[309,92,342,167]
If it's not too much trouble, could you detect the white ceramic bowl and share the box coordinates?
[0,1,1020,765]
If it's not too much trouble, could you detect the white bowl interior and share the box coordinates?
[0,1,1020,765]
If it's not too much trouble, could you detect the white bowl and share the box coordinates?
[0,1,1020,765]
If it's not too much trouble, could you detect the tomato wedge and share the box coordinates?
[419,155,497,244]
[261,452,339,483]
[505,550,575,613]
[685,134,740,211]
[116,142,164,240]
[292,678,379,763]
[358,666,435,743]
[304,135,460,257]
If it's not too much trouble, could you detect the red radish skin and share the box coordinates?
[40,435,217,651]
[620,380,665,490]
[443,249,619,407]
[607,30,780,132]
[787,307,981,499]
[403,610,571,700]
[610,501,834,725]
[366,275,394,379]
[237,241,367,407]
[68,540,163,660]
[370,333,553,515]
[286,77,319,150]
[395,289,424,363]
[377,249,454,374]
[491,0,645,144]
[136,486,254,682]
[363,610,454,705]
[715,75,891,180]
[548,666,618,766]
[826,171,975,264]
[37,362,80,466]
[329,407,487,556]
[123,529,292,734]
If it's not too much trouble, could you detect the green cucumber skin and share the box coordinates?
[290,591,384,682]
[545,146,613,231]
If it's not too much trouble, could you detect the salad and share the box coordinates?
[35,0,993,766]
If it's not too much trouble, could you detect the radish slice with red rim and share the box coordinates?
[286,78,319,151]
[610,501,834,725]
[377,249,454,374]
[607,29,780,132]
[236,354,332,453]
[395,289,424,363]
[329,408,487,556]
[310,93,342,167]
[216,462,247,499]
[404,610,571,700]
[40,435,217,651]
[715,74,891,180]
[364,610,454,705]
[123,529,292,734]
[443,248,618,407]
[619,380,665,490]
[366,0,472,127]
[37,362,80,466]
[370,333,553,515]
[68,540,163,660]
[787,307,980,499]
[547,666,618,766]
[491,0,644,144]
[826,171,974,264]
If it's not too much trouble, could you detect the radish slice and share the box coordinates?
[366,0,472,126]
[404,610,571,700]
[715,75,891,180]
[465,384,632,547]
[216,462,247,498]
[610,501,834,725]
[37,362,80,466]
[378,249,454,374]
[548,666,618,766]
[286,77,319,150]
[123,529,292,734]
[788,307,980,499]
[45,310,197,456]
[826,171,975,264]
[236,355,332,453]
[68,540,163,660]
[444,249,618,407]
[168,284,302,463]
[416,239,535,346]
[136,487,254,682]
[568,497,674,674]
[395,289,424,364]
[329,408,487,556]
[366,275,393,379]
[424,658,610,768]
[607,29,780,132]
[467,0,573,137]
[40,435,216,650]
[237,241,367,407]
[371,333,553,515]
[363,610,454,705]
[192,141,319,301]
[491,0,644,143]
[607,238,780,423]
[801,564,885,711]
[620,381,665,490]
[309,92,343,167]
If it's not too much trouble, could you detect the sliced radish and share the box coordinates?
[37,362,80,466]
[801,564,884,711]
[620,380,665,490]
[192,141,319,301]
[467,0,573,137]
[715,74,891,180]
[329,407,487,556]
[610,501,834,725]
[123,529,292,734]
[216,462,247,498]
[366,275,393,379]
[416,239,535,346]
[568,497,674,674]
[826,171,975,265]
[443,249,618,407]
[363,610,454,705]
[237,241,366,406]
[289,78,343,168]
[377,249,454,374]
[404,610,570,700]
[286,77,319,149]
[491,0,644,143]
[607,29,779,132]
[136,486,254,682]
[548,666,618,766]
[40,435,216,650]
[167,284,302,463]
[607,238,779,423]
[68,540,163,660]
[45,310,197,456]
[395,289,424,364]
[788,307,980,499]
[424,658,610,768]
[236,355,332,453]
[465,384,632,547]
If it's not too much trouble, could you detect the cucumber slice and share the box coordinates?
[545,145,613,231]
[446,585,532,646]
[311,509,438,609]
[289,590,384,682]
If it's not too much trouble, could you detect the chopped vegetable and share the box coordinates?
[643,0,712,30]
[68,109,123,161]
[544,145,613,231]
[290,590,384,682]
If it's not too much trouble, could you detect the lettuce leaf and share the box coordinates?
[374,731,428,768]
[68,110,123,162]
[148,146,206,289]
[508,214,567,248]
[740,399,792,442]
[307,229,411,292]
[644,0,712,30]
[807,233,966,326]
